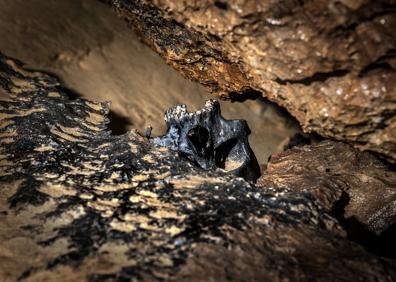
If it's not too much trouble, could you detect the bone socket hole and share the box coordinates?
[215,138,241,171]
[187,126,210,155]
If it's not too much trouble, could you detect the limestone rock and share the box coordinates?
[112,0,396,163]
[1,54,395,281]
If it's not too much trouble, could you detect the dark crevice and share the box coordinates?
[359,49,396,77]
[283,133,311,151]
[107,110,132,135]
[359,60,396,77]
[329,190,350,223]
[275,69,350,86]
[228,89,261,102]
[282,132,324,151]
[342,217,396,259]
[214,1,229,11]
[330,191,396,259]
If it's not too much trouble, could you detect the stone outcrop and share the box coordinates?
[258,141,396,256]
[112,0,396,163]
[1,54,396,281]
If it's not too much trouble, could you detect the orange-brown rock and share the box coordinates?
[112,0,396,163]
[258,140,396,256]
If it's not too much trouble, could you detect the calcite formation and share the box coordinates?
[112,0,396,163]
[152,99,260,181]
[1,54,396,281]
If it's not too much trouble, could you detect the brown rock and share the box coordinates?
[258,140,396,237]
[112,0,396,163]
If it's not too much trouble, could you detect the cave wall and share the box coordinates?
[112,0,396,163]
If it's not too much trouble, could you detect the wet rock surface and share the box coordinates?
[112,0,396,163]
[1,54,396,281]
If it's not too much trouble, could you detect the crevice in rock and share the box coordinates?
[358,49,396,76]
[342,218,396,259]
[214,1,229,11]
[330,191,396,259]
[107,111,132,135]
[282,132,321,151]
[359,62,394,76]
[275,69,350,86]
[228,89,262,102]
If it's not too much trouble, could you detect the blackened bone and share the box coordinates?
[152,100,260,181]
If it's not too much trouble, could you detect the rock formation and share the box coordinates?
[258,141,396,256]
[112,0,396,163]
[1,54,396,281]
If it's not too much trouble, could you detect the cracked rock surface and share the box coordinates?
[112,0,396,163]
[1,54,396,281]
[258,141,396,255]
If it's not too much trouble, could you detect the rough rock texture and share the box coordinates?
[112,0,396,163]
[258,141,396,256]
[1,54,396,281]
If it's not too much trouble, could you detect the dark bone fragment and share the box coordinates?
[152,100,260,181]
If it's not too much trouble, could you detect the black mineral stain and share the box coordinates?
[228,89,261,102]
[8,177,48,208]
[45,211,109,268]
